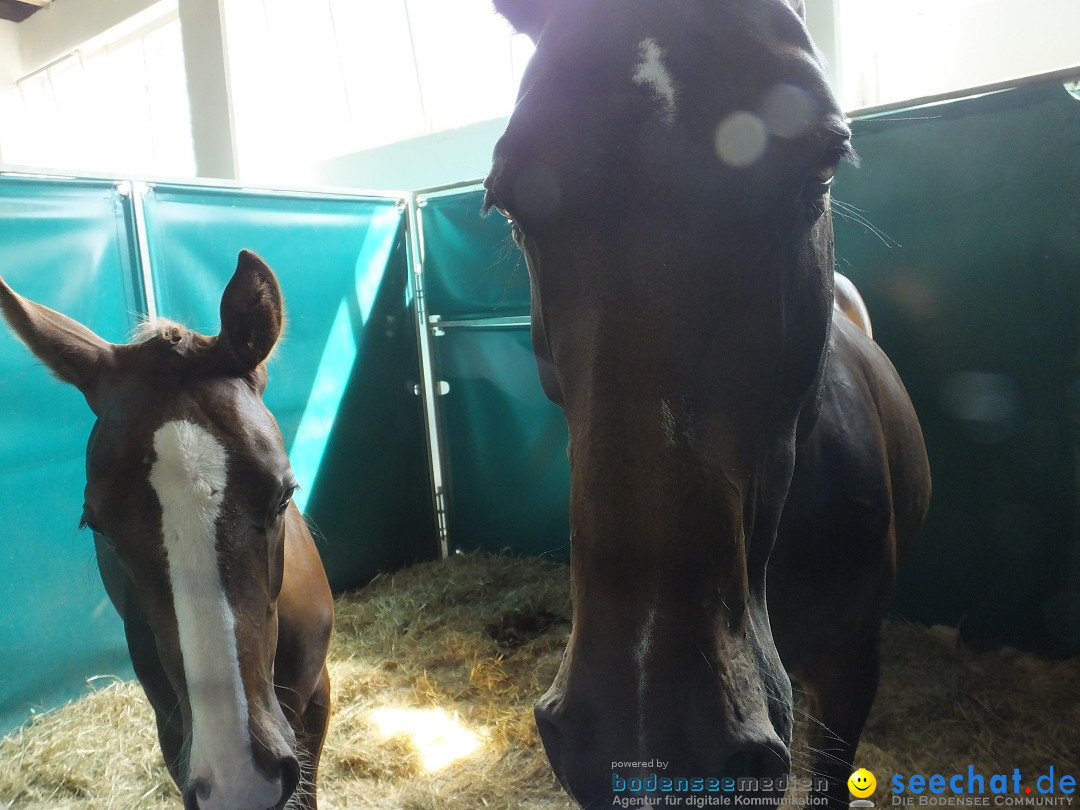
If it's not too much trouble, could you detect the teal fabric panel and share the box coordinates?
[834,81,1080,656]
[420,190,532,320]
[139,185,438,589]
[436,327,569,559]
[0,176,142,733]
[419,188,570,558]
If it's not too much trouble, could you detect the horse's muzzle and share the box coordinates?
[180,755,300,810]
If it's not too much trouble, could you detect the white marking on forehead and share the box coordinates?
[632,38,677,124]
[149,420,280,809]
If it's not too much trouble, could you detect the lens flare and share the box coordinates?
[714,112,767,168]
[760,82,816,138]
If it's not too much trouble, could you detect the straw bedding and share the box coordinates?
[1,552,1077,809]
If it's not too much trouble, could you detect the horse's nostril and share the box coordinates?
[533,706,564,758]
[722,740,790,782]
[182,779,211,810]
[279,756,301,804]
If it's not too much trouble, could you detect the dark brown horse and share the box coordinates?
[0,252,333,810]
[484,0,931,807]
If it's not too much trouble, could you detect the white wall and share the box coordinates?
[179,0,235,178]
[926,0,1080,92]
[805,0,841,97]
[0,22,20,81]
[1,0,174,171]
[0,0,203,178]
[17,0,161,74]
[307,117,510,192]
[0,21,23,165]
[840,0,1080,110]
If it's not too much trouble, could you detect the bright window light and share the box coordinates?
[370,706,483,772]
[221,0,534,181]
[5,0,194,176]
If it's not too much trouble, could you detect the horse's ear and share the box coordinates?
[0,277,114,409]
[787,0,806,20]
[217,251,284,375]
[492,0,557,42]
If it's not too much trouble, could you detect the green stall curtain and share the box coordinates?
[835,80,1080,656]
[420,189,532,320]
[0,177,143,732]
[419,190,570,559]
[139,184,438,590]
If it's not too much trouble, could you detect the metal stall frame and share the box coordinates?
[406,187,455,560]
[118,175,414,346]
[407,180,543,560]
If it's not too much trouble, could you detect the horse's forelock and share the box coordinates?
[131,318,222,362]
[133,317,191,345]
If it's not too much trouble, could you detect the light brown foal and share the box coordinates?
[0,251,333,810]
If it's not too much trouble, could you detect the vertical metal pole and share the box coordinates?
[405,193,451,559]
[119,180,158,322]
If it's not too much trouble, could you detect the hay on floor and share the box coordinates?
[1,552,1077,809]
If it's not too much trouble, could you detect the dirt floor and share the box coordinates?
[1,552,1077,809]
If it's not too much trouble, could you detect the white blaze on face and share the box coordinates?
[149,420,281,810]
[632,38,677,124]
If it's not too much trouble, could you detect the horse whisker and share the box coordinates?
[832,197,903,248]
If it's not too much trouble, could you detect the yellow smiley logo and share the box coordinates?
[848,768,877,798]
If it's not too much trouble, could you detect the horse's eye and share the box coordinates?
[276,486,297,518]
[80,507,104,535]
[803,136,855,200]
